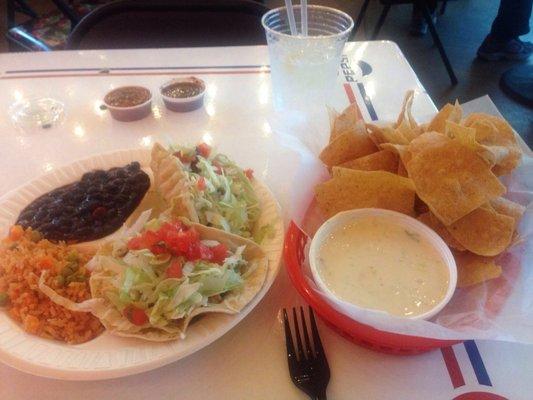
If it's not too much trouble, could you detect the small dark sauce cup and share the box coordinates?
[103,86,152,122]
[160,77,206,112]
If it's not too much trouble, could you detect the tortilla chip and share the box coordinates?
[380,142,412,169]
[151,143,199,223]
[397,120,423,143]
[367,123,387,146]
[454,251,502,288]
[426,102,462,133]
[445,120,500,167]
[327,106,340,142]
[338,150,399,173]
[315,169,416,218]
[397,159,408,177]
[367,122,412,145]
[492,156,522,176]
[396,90,416,127]
[395,90,423,141]
[417,212,465,251]
[446,207,514,256]
[489,197,526,229]
[330,103,362,142]
[319,123,378,168]
[414,196,430,215]
[406,139,506,225]
[408,131,450,158]
[462,113,522,176]
[463,113,517,146]
[382,125,410,144]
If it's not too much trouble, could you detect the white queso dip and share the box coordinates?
[317,215,449,317]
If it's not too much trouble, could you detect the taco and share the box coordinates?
[151,143,260,240]
[39,211,268,341]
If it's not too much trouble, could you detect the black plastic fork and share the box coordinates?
[283,307,330,400]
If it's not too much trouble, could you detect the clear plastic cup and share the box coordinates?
[9,97,65,130]
[262,6,353,112]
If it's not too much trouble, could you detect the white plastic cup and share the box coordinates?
[308,209,458,321]
[262,6,353,112]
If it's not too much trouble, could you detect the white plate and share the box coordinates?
[0,149,284,380]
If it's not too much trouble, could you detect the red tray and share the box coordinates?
[283,220,462,355]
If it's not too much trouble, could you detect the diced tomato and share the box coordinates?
[197,176,206,191]
[124,306,148,326]
[38,256,54,270]
[9,225,24,241]
[127,230,162,251]
[163,231,186,254]
[174,151,195,164]
[127,236,146,250]
[244,169,254,180]
[196,143,211,158]
[129,221,210,262]
[166,259,183,279]
[143,230,161,247]
[150,243,167,255]
[163,226,200,256]
[186,241,213,261]
[163,230,182,250]
[210,243,228,264]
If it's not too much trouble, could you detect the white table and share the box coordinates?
[0,43,531,400]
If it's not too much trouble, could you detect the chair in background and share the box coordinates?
[353,0,457,85]
[66,0,270,50]
[6,0,110,51]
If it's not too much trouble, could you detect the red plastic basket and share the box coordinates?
[283,220,462,355]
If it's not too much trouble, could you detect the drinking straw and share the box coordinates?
[284,0,297,35]
[301,0,308,36]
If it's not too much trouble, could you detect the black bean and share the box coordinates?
[15,163,150,242]
[63,206,76,215]
[92,170,106,179]
[128,162,140,171]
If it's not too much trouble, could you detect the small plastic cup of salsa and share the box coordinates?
[160,77,206,112]
[103,86,152,122]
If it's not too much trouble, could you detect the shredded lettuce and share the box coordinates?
[93,216,249,330]
[172,145,260,240]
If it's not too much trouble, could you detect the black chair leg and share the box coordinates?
[440,0,448,15]
[7,0,15,29]
[50,0,81,25]
[351,0,371,40]
[372,4,391,39]
[416,0,458,85]
[13,0,38,19]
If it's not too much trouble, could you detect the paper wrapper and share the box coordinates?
[273,96,532,343]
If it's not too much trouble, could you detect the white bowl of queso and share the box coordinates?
[309,209,457,320]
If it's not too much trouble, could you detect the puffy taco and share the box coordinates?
[151,142,260,240]
[39,211,268,341]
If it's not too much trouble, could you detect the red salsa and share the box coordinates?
[162,79,204,98]
[104,86,151,107]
